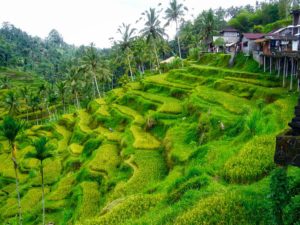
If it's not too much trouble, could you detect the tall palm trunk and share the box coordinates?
[40,162,45,225]
[127,54,134,81]
[175,20,183,67]
[75,91,80,109]
[92,72,101,98]
[46,104,52,121]
[62,97,66,114]
[11,142,22,225]
[153,44,161,74]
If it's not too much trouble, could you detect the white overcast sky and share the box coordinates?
[0,0,257,48]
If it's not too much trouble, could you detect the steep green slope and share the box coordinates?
[0,55,299,225]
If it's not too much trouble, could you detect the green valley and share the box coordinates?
[1,0,300,224]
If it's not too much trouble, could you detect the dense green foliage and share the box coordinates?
[0,52,299,224]
[1,0,300,224]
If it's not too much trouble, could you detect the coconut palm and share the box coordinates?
[5,91,19,116]
[165,0,187,63]
[28,92,41,125]
[20,86,30,121]
[45,84,58,121]
[56,81,67,113]
[81,43,102,98]
[196,9,217,49]
[0,116,23,225]
[132,37,148,75]
[140,8,166,73]
[98,60,112,96]
[66,66,81,109]
[27,137,53,225]
[117,23,136,80]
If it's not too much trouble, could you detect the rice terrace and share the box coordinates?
[0,0,299,224]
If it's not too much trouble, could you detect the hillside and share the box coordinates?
[0,54,300,224]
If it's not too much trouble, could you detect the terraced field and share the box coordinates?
[0,55,299,224]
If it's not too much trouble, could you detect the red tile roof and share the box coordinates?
[243,33,265,40]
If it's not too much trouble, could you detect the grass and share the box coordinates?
[112,104,145,125]
[47,174,76,201]
[77,181,100,222]
[130,125,161,149]
[89,144,121,177]
[0,54,299,224]
[69,143,84,155]
[194,86,252,114]
[112,150,167,198]
[163,122,199,163]
[131,90,183,114]
[174,191,272,225]
[145,74,192,90]
[223,135,276,184]
[82,194,162,225]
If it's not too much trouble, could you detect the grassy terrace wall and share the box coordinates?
[0,54,299,224]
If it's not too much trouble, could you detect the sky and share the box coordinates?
[0,0,258,48]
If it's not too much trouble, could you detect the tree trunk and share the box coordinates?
[176,20,183,68]
[35,110,39,125]
[11,143,22,225]
[127,55,134,81]
[62,98,66,114]
[40,162,45,225]
[93,73,101,98]
[75,91,80,109]
[153,44,161,74]
[264,56,266,72]
[46,104,51,121]
[102,83,105,97]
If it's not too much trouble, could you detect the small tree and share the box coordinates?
[0,116,23,225]
[27,137,53,225]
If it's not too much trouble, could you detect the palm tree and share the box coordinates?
[0,116,23,225]
[98,60,112,96]
[117,23,136,80]
[165,0,187,63]
[28,92,41,125]
[133,37,148,75]
[196,9,217,50]
[140,8,166,73]
[5,91,19,116]
[81,43,102,98]
[20,86,29,121]
[56,81,67,113]
[66,66,81,109]
[27,137,53,225]
[45,84,58,121]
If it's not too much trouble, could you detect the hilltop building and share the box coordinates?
[213,27,240,53]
